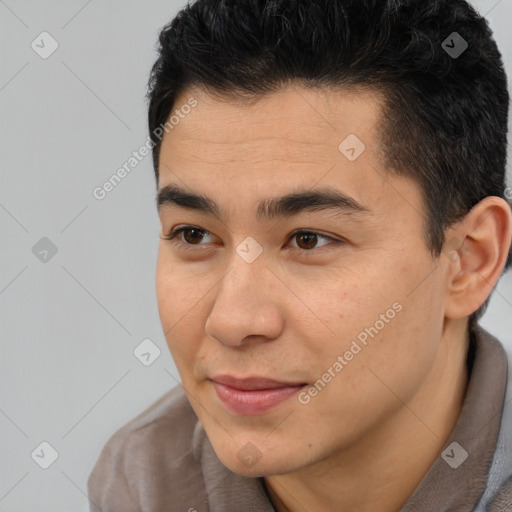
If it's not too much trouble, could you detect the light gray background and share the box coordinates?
[1,1,511,510]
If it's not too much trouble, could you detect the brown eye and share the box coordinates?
[181,228,206,245]
[295,232,320,250]
[163,226,214,247]
[163,226,343,256]
[288,230,340,252]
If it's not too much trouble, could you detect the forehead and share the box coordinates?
[159,85,386,183]
[157,84,425,232]
[163,84,384,155]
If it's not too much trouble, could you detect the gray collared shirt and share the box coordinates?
[88,324,509,511]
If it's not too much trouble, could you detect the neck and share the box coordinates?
[264,318,470,512]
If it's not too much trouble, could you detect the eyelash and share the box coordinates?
[161,225,344,256]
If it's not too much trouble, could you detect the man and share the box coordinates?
[88,0,512,510]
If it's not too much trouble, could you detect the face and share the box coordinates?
[156,84,448,476]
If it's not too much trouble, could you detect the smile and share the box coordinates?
[210,376,307,415]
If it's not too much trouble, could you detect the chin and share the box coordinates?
[213,443,303,478]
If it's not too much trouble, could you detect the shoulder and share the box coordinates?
[477,325,512,511]
[94,384,198,465]
[489,476,512,511]
[87,385,208,511]
[105,384,197,442]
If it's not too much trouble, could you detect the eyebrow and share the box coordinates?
[156,184,372,222]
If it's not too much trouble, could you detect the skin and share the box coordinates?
[155,84,512,512]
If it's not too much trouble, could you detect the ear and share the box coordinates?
[443,196,512,320]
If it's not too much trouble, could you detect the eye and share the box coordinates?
[287,230,339,251]
[161,226,214,250]
[162,226,343,254]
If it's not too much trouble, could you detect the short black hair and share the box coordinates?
[147,0,512,327]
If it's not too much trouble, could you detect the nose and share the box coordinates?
[204,256,285,347]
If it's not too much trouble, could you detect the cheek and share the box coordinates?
[300,309,438,445]
[313,258,440,382]
[156,251,199,326]
[342,287,442,412]
[156,251,209,368]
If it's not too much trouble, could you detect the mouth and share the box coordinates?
[210,375,308,416]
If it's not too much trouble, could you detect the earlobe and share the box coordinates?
[443,196,512,320]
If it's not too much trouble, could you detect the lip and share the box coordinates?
[210,375,307,415]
